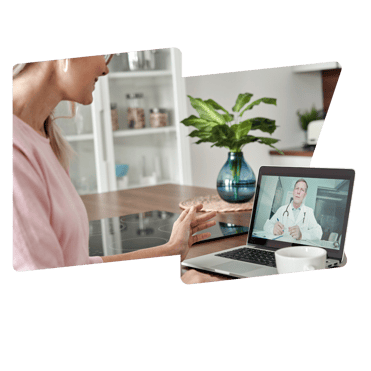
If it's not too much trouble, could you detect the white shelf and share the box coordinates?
[66,133,94,142]
[113,126,176,138]
[108,70,172,79]
[89,48,191,196]
[293,62,341,73]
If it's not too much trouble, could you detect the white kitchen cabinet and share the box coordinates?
[56,48,192,195]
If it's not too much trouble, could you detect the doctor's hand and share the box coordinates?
[273,221,285,235]
[289,225,302,240]
[169,204,217,261]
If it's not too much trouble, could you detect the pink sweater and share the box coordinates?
[13,115,103,271]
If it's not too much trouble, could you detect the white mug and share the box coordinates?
[275,246,326,274]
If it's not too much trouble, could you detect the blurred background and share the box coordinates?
[54,48,341,195]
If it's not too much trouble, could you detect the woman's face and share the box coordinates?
[59,55,109,105]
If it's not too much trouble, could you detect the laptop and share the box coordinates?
[181,166,355,278]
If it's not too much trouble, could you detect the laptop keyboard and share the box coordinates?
[216,247,277,268]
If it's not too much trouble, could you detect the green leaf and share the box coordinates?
[181,115,219,131]
[233,135,259,148]
[181,93,279,153]
[204,99,227,114]
[297,106,323,131]
[211,124,234,140]
[188,96,226,125]
[194,138,211,145]
[256,137,284,155]
[222,113,234,122]
[256,137,279,145]
[239,97,277,116]
[188,130,215,142]
[209,125,236,149]
[203,99,234,122]
[232,93,253,112]
[230,120,253,140]
[243,117,277,134]
[188,129,213,139]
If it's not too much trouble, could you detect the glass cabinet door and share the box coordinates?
[99,48,191,191]
[54,101,98,195]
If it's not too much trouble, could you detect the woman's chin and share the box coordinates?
[77,95,94,105]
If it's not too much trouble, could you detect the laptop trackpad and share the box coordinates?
[212,261,265,275]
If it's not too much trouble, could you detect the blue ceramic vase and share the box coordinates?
[216,152,256,203]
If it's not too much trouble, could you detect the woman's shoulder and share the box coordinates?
[13,115,50,158]
[13,115,32,157]
[13,115,53,179]
[13,115,32,150]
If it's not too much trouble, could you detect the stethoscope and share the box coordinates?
[283,202,290,218]
[282,198,306,223]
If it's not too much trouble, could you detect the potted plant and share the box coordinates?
[297,106,325,148]
[181,93,283,203]
[297,105,325,131]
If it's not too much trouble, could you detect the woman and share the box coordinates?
[13,55,219,284]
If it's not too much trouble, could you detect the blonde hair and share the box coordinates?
[13,63,76,172]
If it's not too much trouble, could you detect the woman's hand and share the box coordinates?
[181,269,222,284]
[168,204,217,261]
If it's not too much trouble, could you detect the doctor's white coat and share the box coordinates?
[263,203,323,241]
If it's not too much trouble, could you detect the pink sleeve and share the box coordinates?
[13,149,65,271]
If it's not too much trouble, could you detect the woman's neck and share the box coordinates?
[13,62,62,137]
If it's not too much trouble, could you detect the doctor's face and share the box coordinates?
[293,181,307,205]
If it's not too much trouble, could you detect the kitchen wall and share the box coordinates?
[184,66,324,188]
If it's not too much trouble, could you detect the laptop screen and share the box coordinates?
[248,167,355,261]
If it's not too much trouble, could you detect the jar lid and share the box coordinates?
[126,93,143,99]
[150,108,167,113]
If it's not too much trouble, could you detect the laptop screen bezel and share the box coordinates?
[247,166,355,262]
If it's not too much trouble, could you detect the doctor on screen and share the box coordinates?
[263,179,323,240]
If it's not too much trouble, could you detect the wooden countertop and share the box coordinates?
[80,184,251,280]
[81,184,248,224]
[270,147,314,157]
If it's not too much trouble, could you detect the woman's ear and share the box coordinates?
[13,63,27,77]
[63,59,69,73]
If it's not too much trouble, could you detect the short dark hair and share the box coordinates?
[294,179,308,192]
